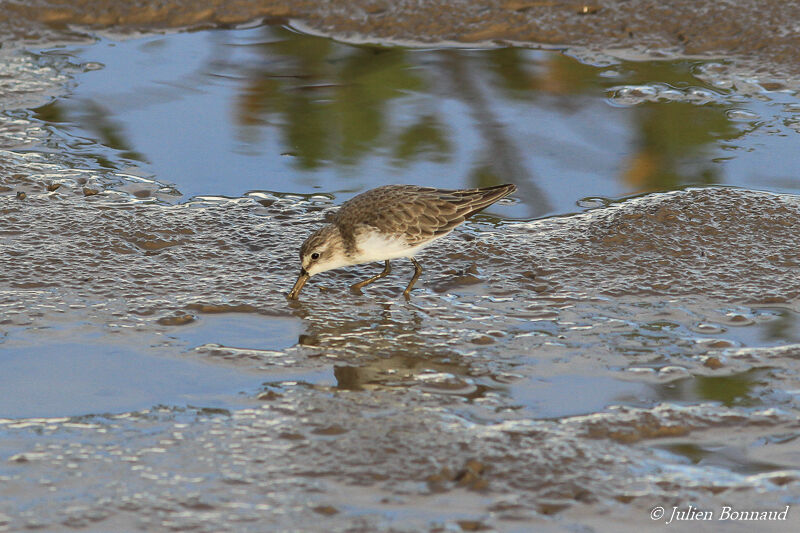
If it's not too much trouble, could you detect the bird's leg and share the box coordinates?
[351,260,392,291]
[403,257,423,298]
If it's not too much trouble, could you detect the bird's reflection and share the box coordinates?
[288,297,498,399]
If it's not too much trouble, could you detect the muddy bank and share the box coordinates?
[2,3,800,531]
[2,137,800,529]
[2,179,799,319]
[1,0,800,81]
[2,392,797,531]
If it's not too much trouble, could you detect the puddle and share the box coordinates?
[652,370,771,407]
[166,313,302,350]
[510,374,657,418]
[0,313,311,418]
[24,24,800,218]
[654,442,788,475]
[0,325,264,418]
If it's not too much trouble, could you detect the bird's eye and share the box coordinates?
[311,252,320,260]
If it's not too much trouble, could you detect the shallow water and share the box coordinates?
[0,327,259,418]
[23,25,800,217]
[1,15,800,533]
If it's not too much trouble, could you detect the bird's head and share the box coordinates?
[287,225,348,299]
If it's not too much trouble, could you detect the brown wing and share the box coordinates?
[333,184,516,249]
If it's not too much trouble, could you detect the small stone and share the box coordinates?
[457,520,488,531]
[256,390,282,401]
[464,459,485,474]
[156,314,195,326]
[278,432,305,441]
[312,425,348,436]
[455,459,488,489]
[727,314,752,325]
[538,498,572,514]
[706,340,733,349]
[577,5,601,15]
[470,478,489,491]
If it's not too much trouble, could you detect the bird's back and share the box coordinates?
[332,184,516,248]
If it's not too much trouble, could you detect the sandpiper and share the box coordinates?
[287,183,517,299]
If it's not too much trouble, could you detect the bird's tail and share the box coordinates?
[429,184,516,237]
[454,183,517,219]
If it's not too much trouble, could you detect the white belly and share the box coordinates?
[349,229,437,265]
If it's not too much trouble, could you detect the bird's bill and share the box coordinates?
[287,269,310,300]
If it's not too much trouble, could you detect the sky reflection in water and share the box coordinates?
[33,24,800,220]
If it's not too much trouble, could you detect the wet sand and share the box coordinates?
[1,1,800,532]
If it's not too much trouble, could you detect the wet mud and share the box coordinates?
[2,0,800,83]
[1,1,800,532]
[3,146,800,529]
